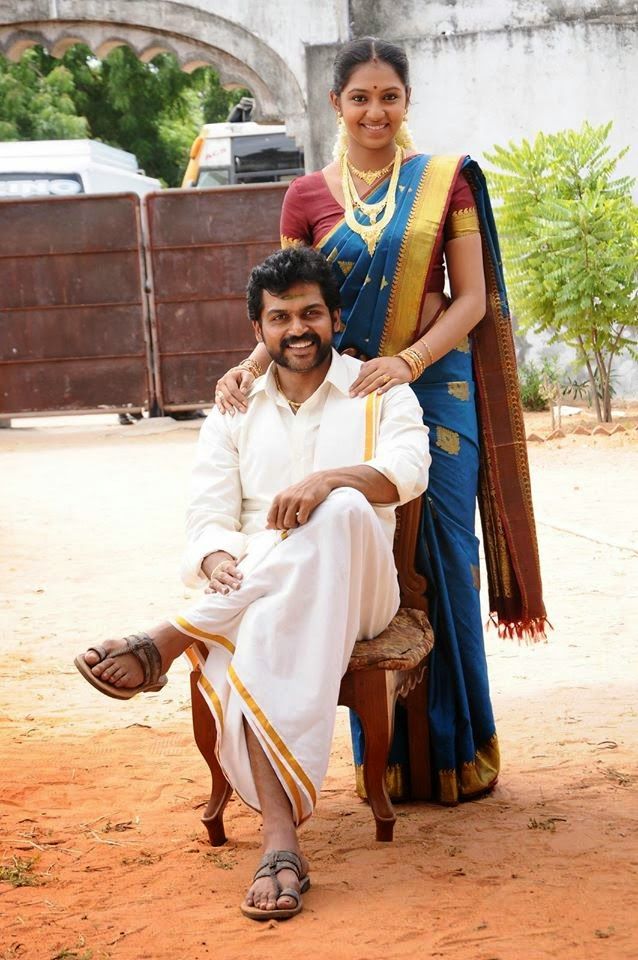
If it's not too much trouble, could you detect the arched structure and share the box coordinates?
[0,0,312,143]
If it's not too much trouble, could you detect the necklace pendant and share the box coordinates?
[347,154,396,186]
[366,224,381,255]
[340,145,404,259]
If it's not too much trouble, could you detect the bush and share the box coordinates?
[518,358,559,411]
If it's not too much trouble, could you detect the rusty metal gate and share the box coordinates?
[0,193,151,416]
[0,185,287,417]
[145,183,286,412]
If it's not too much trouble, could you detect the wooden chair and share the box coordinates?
[189,495,434,846]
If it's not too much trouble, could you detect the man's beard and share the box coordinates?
[266,333,332,371]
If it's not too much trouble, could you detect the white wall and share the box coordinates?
[405,22,637,179]
[189,0,349,99]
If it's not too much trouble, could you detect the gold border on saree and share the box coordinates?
[380,155,463,357]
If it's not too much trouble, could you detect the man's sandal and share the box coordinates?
[74,633,168,701]
[240,850,311,921]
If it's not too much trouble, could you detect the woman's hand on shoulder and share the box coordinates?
[214,366,253,416]
[349,356,412,398]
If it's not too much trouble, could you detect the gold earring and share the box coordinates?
[333,113,349,162]
[395,114,414,150]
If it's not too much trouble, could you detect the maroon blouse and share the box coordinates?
[280,163,479,293]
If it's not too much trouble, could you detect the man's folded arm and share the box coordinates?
[315,464,401,505]
[180,411,247,587]
[269,385,430,526]
[364,384,431,505]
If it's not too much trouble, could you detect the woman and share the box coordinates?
[214,37,547,805]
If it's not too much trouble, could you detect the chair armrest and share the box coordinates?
[394,497,428,613]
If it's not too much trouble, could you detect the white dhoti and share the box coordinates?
[170,487,400,825]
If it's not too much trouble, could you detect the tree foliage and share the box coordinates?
[0,45,246,185]
[0,49,88,140]
[486,122,638,421]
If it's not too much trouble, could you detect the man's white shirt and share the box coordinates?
[180,349,431,587]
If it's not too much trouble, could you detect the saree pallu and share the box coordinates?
[316,153,546,803]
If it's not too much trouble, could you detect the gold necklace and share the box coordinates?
[341,145,403,255]
[274,369,302,412]
[347,155,395,186]
[345,170,388,220]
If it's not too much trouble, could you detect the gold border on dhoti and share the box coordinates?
[260,739,305,826]
[184,645,225,733]
[228,664,317,822]
[379,155,462,356]
[173,615,235,654]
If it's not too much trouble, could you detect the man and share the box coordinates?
[75,247,430,920]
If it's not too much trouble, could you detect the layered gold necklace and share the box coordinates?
[347,156,395,186]
[341,146,403,255]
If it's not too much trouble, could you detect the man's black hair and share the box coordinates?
[246,247,341,324]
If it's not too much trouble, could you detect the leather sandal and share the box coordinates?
[240,850,310,921]
[74,633,168,701]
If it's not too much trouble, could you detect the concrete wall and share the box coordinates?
[308,2,638,175]
[350,0,638,38]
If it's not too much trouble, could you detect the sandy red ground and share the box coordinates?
[1,415,637,960]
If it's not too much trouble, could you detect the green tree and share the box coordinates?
[0,48,88,140]
[60,44,201,186]
[486,122,638,422]
[0,45,246,186]
[198,71,250,125]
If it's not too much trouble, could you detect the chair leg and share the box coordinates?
[190,670,232,846]
[344,670,397,842]
[404,664,432,800]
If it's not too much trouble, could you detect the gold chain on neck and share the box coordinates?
[274,369,302,413]
[341,145,403,255]
[347,155,395,186]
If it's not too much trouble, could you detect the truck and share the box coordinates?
[182,120,304,189]
[0,139,162,199]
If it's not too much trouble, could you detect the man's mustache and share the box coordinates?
[281,333,321,349]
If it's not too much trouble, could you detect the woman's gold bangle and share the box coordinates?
[397,347,427,381]
[419,338,435,366]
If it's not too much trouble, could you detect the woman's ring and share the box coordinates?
[381,374,390,384]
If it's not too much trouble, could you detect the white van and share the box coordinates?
[0,139,161,199]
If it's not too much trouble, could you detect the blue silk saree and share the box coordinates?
[315,154,546,804]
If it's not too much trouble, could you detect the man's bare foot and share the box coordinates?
[83,640,147,689]
[81,623,186,690]
[244,850,310,914]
